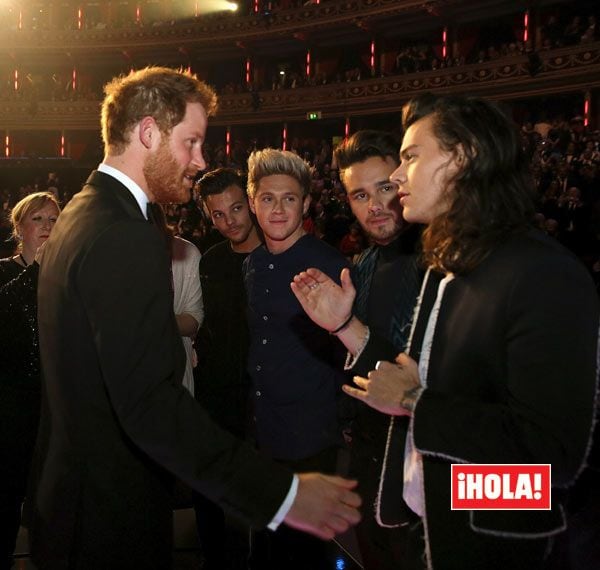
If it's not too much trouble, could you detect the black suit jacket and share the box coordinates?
[32,171,292,569]
[382,230,599,568]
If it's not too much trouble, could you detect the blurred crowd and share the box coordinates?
[2,111,599,294]
[526,116,600,281]
[2,3,597,103]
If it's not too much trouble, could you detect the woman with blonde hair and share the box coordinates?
[0,191,60,569]
[0,192,60,287]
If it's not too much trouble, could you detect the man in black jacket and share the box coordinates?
[194,167,261,569]
[32,66,360,569]
[294,94,598,569]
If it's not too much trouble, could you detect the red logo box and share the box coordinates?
[451,464,551,510]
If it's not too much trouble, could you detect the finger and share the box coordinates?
[318,474,359,491]
[290,282,309,302]
[305,267,327,283]
[333,502,362,525]
[294,280,319,293]
[323,514,352,534]
[395,352,414,367]
[315,525,335,541]
[373,360,394,373]
[291,273,315,290]
[352,375,369,389]
[367,369,386,380]
[342,384,367,402]
[339,488,362,508]
[291,280,321,303]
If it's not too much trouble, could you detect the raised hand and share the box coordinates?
[291,267,356,332]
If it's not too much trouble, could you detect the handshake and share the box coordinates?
[284,473,362,539]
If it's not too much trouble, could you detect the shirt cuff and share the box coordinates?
[267,474,299,531]
[343,326,371,371]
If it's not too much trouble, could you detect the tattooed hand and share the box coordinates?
[342,353,422,416]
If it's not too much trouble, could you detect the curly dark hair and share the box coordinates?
[402,93,535,274]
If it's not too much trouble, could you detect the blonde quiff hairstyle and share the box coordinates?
[101,66,218,155]
[247,148,313,200]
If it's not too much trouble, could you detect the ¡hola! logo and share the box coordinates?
[451,464,551,510]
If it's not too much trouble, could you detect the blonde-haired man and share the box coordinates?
[245,149,351,568]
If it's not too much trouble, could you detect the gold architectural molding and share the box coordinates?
[1,43,598,131]
[3,0,435,52]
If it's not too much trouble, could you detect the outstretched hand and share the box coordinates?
[284,472,361,540]
[291,267,356,332]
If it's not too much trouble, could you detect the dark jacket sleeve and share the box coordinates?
[413,252,599,487]
[351,331,398,377]
[78,221,292,527]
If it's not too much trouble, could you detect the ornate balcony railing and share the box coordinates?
[1,42,598,131]
[2,0,434,53]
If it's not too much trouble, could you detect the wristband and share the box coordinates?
[330,314,354,335]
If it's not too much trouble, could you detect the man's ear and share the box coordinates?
[138,116,160,150]
[454,143,470,165]
[249,197,256,214]
[302,194,312,215]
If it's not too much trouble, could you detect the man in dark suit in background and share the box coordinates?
[330,130,422,569]
[193,168,262,569]
[32,66,360,569]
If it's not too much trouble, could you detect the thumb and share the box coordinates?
[395,352,412,366]
[340,268,356,296]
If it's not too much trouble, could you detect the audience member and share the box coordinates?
[0,192,59,286]
[0,192,60,570]
[151,203,204,396]
[292,129,423,569]
[194,167,261,569]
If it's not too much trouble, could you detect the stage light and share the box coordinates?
[191,1,238,16]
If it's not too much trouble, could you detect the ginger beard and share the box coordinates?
[143,137,191,204]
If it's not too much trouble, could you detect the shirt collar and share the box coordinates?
[97,163,149,219]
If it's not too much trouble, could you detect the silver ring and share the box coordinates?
[309,283,319,290]
[375,360,382,370]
